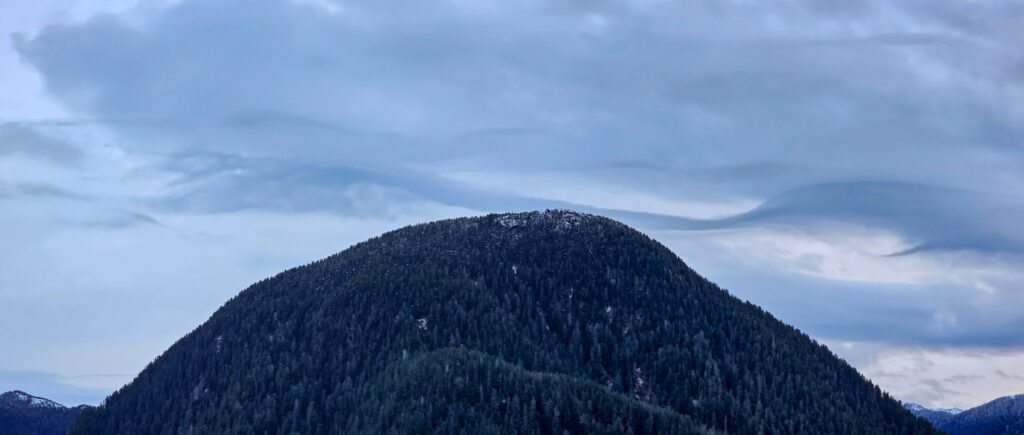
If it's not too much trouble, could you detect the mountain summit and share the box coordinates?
[0,390,85,435]
[71,210,939,434]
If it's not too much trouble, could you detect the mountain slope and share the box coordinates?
[71,210,940,434]
[346,347,715,434]
[0,390,85,435]
[905,403,961,429]
[912,394,1024,435]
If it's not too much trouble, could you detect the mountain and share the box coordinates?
[0,390,86,435]
[909,394,1024,435]
[70,210,940,434]
[904,403,962,429]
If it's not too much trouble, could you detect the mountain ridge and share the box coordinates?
[908,394,1024,435]
[1,391,65,409]
[0,390,86,435]
[70,210,940,434]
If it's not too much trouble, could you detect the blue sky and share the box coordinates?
[2,0,1024,409]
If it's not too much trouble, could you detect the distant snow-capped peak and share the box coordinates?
[904,403,927,412]
[903,402,962,415]
[1,390,66,409]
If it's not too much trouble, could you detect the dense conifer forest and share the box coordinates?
[70,210,941,434]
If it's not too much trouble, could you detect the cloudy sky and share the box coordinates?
[2,0,1024,409]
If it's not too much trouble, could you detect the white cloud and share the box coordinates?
[830,341,1024,410]
[660,223,1024,290]
[440,169,761,219]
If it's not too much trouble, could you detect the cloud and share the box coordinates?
[837,344,1024,409]
[656,181,1024,256]
[14,0,1023,182]
[11,1,1024,235]
[657,227,1024,347]
[0,182,80,199]
[0,122,83,165]
[5,0,1024,411]
[65,210,163,230]
[148,149,569,216]
[995,369,1024,381]
[945,374,986,385]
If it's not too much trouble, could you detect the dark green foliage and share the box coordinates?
[347,347,713,434]
[70,210,942,434]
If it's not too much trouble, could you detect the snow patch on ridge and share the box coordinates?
[904,402,964,415]
[494,210,591,231]
[904,403,926,412]
[495,215,529,228]
[2,391,65,409]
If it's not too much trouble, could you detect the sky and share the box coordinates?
[1,0,1023,410]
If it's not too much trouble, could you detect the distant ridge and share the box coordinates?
[906,394,1024,435]
[0,390,86,435]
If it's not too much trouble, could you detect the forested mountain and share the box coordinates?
[70,210,940,434]
[0,390,85,435]
[909,394,1024,435]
